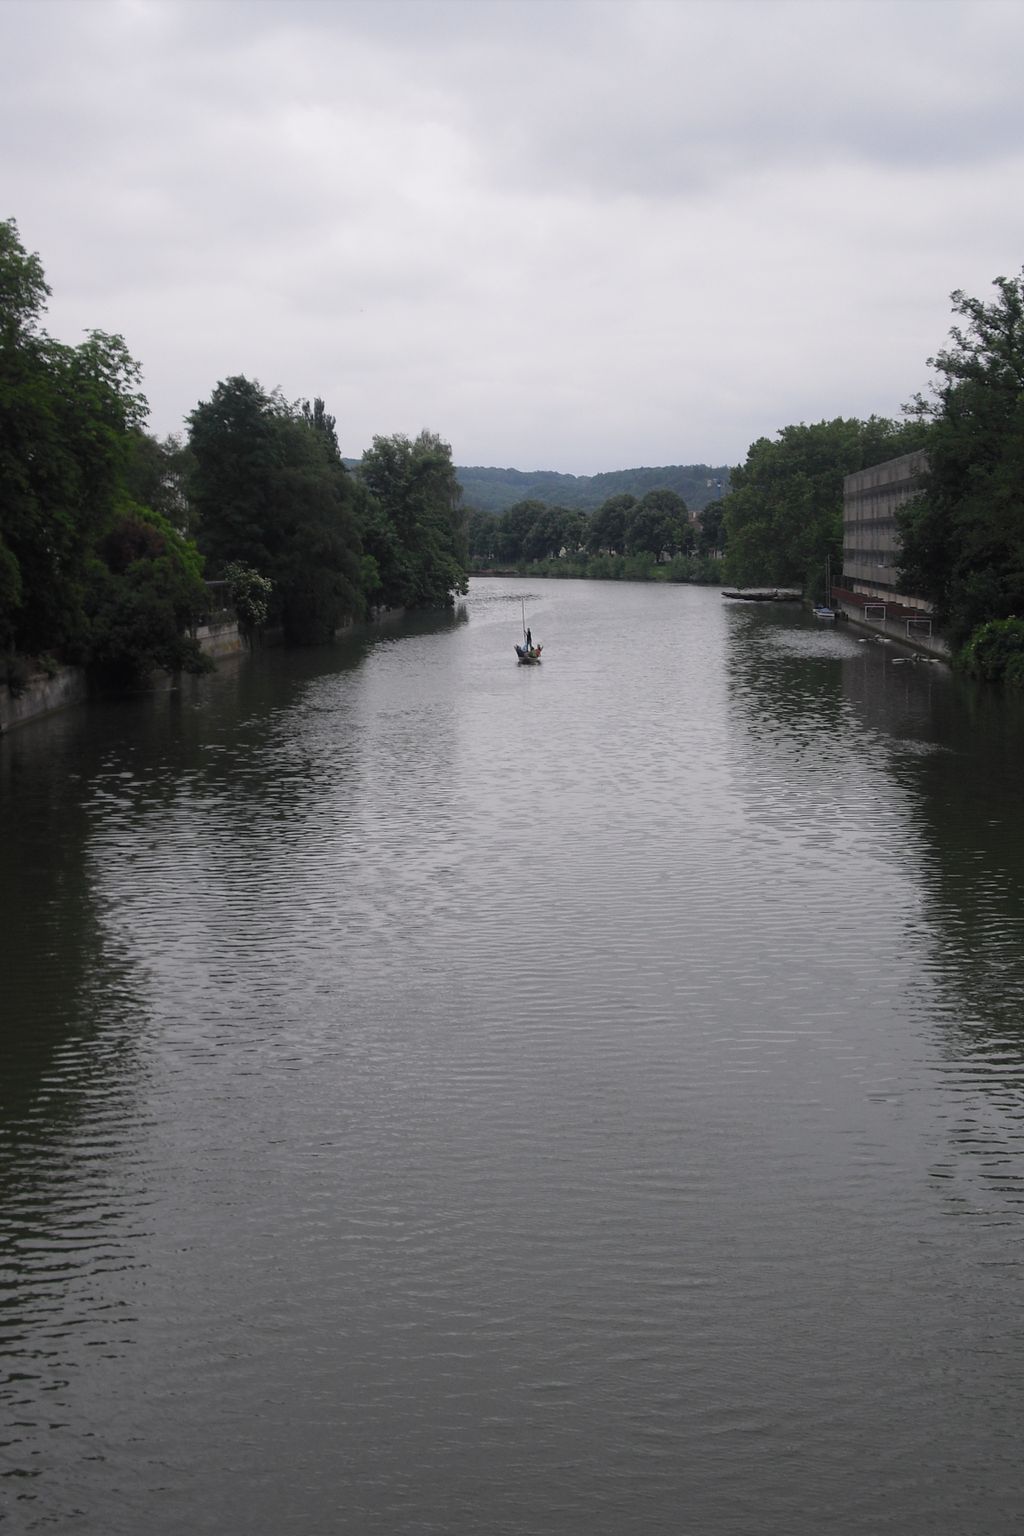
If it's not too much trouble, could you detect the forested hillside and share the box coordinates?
[344,460,729,512]
[454,463,730,513]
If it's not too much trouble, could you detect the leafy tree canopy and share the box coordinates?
[189,378,362,642]
[0,219,206,677]
[357,430,467,609]
[721,416,927,594]
[624,489,691,562]
[898,271,1024,645]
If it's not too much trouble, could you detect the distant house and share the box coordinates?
[840,449,930,611]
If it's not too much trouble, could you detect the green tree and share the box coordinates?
[223,560,273,644]
[467,508,499,563]
[84,504,210,683]
[188,378,363,642]
[0,219,152,657]
[898,271,1024,645]
[123,430,197,536]
[586,493,635,555]
[357,430,468,608]
[523,504,579,562]
[625,488,689,561]
[722,416,926,593]
[697,499,726,557]
[558,508,588,556]
[494,499,546,563]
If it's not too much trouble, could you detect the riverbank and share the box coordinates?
[0,618,246,735]
[0,663,90,734]
[0,606,413,734]
[830,588,950,659]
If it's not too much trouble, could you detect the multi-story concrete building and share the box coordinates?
[840,448,929,610]
[836,448,948,655]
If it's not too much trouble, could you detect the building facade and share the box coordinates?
[841,448,929,610]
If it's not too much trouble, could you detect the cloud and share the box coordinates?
[2,0,1023,471]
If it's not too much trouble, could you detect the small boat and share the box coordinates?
[813,606,836,622]
[515,600,543,664]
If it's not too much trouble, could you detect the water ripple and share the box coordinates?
[3,584,1024,1533]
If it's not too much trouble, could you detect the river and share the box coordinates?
[2,577,1024,1534]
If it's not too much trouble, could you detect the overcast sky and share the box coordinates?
[3,0,1023,473]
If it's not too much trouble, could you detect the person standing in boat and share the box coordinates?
[526,627,532,650]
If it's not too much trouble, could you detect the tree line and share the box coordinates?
[455,462,730,515]
[0,219,467,691]
[472,267,1024,676]
[712,269,1024,672]
[468,488,723,585]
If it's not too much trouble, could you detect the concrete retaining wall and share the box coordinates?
[196,620,244,657]
[833,599,950,659]
[1,666,89,734]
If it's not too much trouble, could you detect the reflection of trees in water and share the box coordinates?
[0,709,142,1134]
[1,616,469,1417]
[887,689,1024,1047]
[0,706,153,1413]
[727,607,1024,1070]
[840,647,1024,1084]
[721,607,915,864]
[724,605,852,745]
[0,606,468,1128]
[887,704,1024,1225]
[729,612,1024,1224]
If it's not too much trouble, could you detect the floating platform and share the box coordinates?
[722,588,803,603]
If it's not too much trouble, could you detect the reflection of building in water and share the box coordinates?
[841,449,929,608]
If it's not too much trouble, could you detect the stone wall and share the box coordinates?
[196,619,244,657]
[0,666,90,734]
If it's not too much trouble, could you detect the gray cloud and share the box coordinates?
[2,0,1023,472]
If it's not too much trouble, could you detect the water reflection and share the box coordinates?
[3,586,1024,1534]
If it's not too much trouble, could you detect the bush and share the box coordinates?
[959,617,1024,683]
[2,652,30,696]
[223,561,273,639]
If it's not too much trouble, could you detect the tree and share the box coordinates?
[625,489,689,561]
[467,508,499,564]
[223,561,273,644]
[558,508,588,556]
[0,219,154,658]
[697,499,725,558]
[586,493,635,555]
[84,504,210,683]
[358,431,467,608]
[898,271,1024,645]
[722,416,927,592]
[187,376,283,577]
[494,499,546,563]
[189,378,363,642]
[523,504,577,562]
[123,430,197,536]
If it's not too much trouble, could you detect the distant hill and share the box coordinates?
[344,460,731,513]
[454,463,731,514]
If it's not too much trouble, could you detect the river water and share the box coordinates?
[2,577,1024,1535]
